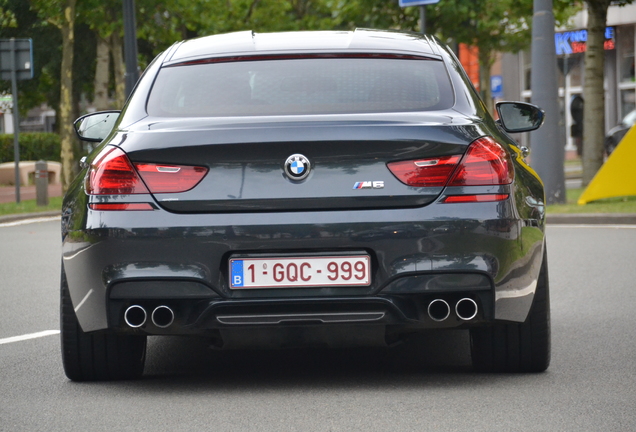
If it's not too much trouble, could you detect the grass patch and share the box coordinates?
[0,196,62,216]
[547,188,636,214]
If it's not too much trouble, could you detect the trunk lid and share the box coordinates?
[120,114,484,213]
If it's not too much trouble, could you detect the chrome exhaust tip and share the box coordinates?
[151,305,175,328]
[456,298,478,321]
[428,299,451,322]
[124,305,147,328]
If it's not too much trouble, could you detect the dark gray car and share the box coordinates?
[63,29,549,381]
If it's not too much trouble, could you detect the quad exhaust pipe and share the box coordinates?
[124,305,147,328]
[455,298,478,321]
[427,299,451,322]
[151,305,175,328]
[427,298,478,322]
[124,305,175,328]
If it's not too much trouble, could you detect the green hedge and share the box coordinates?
[0,133,61,163]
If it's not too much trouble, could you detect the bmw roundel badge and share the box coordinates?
[284,154,311,181]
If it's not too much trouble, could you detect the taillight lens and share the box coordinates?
[387,155,462,187]
[86,147,150,195]
[86,146,209,195]
[134,163,208,193]
[447,136,513,186]
[386,136,513,188]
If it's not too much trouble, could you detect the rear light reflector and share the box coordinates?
[86,147,150,195]
[442,194,509,203]
[134,163,208,193]
[387,155,461,187]
[89,203,155,211]
[447,137,513,186]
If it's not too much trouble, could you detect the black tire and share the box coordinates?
[60,269,147,381]
[470,247,551,373]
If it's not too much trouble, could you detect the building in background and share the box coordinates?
[497,3,636,155]
[0,98,56,134]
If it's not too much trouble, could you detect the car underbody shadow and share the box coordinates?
[142,329,473,385]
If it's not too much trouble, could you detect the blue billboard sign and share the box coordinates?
[555,27,615,56]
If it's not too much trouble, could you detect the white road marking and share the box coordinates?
[548,224,636,229]
[0,330,60,345]
[0,216,60,228]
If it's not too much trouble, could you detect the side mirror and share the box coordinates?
[495,102,545,133]
[74,111,121,142]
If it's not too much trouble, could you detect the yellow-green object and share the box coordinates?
[578,126,636,204]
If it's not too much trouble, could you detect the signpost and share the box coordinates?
[0,38,33,203]
[398,0,440,34]
[531,0,565,204]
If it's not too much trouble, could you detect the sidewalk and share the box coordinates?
[0,184,63,204]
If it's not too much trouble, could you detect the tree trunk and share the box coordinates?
[582,1,610,186]
[478,49,494,114]
[93,36,110,110]
[59,0,76,192]
[110,32,126,108]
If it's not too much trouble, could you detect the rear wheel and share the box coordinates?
[470,247,551,373]
[60,269,146,381]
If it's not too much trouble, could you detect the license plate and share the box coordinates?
[229,255,371,289]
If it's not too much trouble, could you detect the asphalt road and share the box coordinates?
[1,219,635,431]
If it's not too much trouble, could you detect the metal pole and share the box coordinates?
[530,0,565,204]
[35,160,48,206]
[123,0,140,97]
[420,6,426,34]
[10,38,20,203]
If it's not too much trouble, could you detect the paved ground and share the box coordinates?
[1,221,636,431]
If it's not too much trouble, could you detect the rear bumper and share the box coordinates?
[62,199,544,333]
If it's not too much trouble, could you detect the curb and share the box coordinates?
[546,213,636,225]
[0,211,61,224]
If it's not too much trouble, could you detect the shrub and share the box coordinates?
[0,133,61,163]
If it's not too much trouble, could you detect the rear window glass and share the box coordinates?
[147,57,454,117]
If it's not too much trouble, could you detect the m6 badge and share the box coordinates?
[353,181,384,189]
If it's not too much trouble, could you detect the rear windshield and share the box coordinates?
[147,57,454,117]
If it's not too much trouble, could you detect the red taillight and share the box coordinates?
[447,137,513,186]
[134,163,208,193]
[86,147,149,195]
[86,146,208,195]
[387,137,513,189]
[387,155,462,187]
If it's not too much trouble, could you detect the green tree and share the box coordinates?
[80,1,125,109]
[0,0,61,117]
[30,0,77,191]
[582,0,633,186]
[426,0,576,110]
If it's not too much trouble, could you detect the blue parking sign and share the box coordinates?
[491,75,503,98]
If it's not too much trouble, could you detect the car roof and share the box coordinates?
[165,29,441,65]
